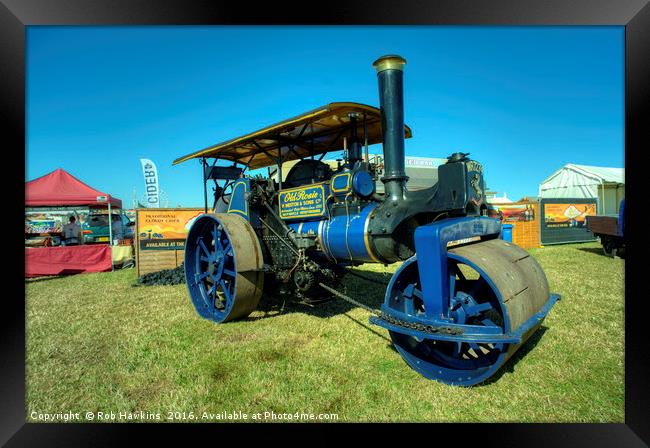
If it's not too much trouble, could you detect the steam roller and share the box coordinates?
[175,54,559,386]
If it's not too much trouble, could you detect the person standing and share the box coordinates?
[62,215,82,246]
[111,214,124,243]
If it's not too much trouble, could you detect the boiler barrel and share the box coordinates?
[289,203,380,263]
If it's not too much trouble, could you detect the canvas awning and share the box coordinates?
[173,102,412,170]
[539,163,624,199]
[25,168,122,208]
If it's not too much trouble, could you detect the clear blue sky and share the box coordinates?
[26,26,623,207]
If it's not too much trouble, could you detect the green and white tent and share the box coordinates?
[539,164,624,215]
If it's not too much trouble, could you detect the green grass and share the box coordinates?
[26,242,624,422]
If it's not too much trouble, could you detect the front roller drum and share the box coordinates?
[184,213,264,323]
[386,238,552,386]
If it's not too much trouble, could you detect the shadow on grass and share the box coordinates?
[25,275,68,283]
[577,246,625,260]
[341,313,393,344]
[577,247,607,256]
[245,269,553,380]
[248,269,553,354]
[479,326,549,386]
[245,270,393,343]
[247,270,388,318]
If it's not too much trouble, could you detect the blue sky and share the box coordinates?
[27,26,623,207]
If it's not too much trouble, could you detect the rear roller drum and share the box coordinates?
[184,213,264,323]
[386,238,550,386]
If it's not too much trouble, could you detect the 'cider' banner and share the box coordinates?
[140,158,160,208]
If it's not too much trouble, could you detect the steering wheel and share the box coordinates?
[223,181,235,203]
[213,180,234,208]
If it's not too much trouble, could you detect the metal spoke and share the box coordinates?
[207,283,217,301]
[223,269,236,278]
[449,270,456,301]
[198,239,213,260]
[455,264,467,281]
[481,318,498,327]
[469,343,482,357]
[463,302,493,317]
[220,280,232,302]
[404,294,415,315]
[478,343,492,353]
[461,343,476,358]
[212,224,222,250]
[196,271,210,283]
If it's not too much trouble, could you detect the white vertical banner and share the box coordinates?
[140,158,160,208]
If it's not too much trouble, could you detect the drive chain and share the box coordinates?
[318,282,462,336]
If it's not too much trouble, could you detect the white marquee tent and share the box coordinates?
[539,163,624,215]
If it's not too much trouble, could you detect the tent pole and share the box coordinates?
[108,201,114,272]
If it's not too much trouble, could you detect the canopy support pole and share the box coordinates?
[310,124,314,160]
[277,150,283,190]
[108,201,114,272]
[202,157,208,213]
[363,114,369,162]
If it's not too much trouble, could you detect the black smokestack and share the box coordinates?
[373,55,408,201]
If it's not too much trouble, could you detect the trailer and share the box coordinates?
[172,55,560,386]
[586,198,625,257]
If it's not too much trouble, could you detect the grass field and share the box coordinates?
[26,242,624,423]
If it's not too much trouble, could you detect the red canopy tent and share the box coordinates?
[25,168,122,208]
[25,168,121,277]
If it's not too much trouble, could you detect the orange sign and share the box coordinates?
[543,202,597,230]
[137,209,203,250]
[544,203,596,224]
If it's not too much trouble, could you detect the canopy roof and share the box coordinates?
[25,168,122,208]
[539,163,625,199]
[541,163,624,185]
[173,102,412,170]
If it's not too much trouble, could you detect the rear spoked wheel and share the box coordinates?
[185,213,264,323]
[196,221,236,316]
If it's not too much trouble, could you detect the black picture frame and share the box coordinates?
[4,0,648,445]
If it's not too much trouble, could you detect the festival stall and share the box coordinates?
[25,168,129,277]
